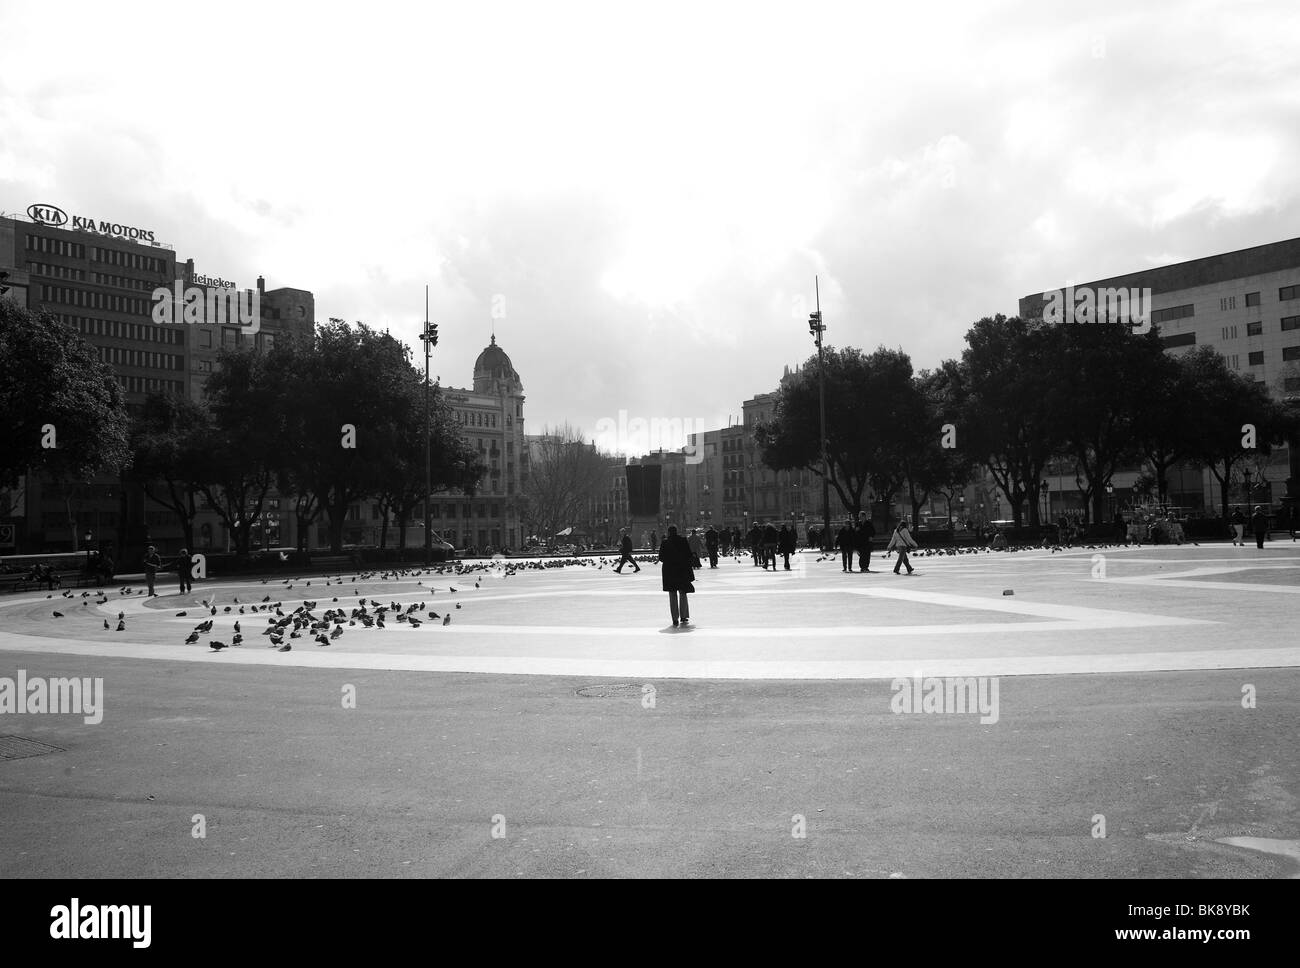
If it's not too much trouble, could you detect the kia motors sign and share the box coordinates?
[27,202,156,243]
[27,203,67,226]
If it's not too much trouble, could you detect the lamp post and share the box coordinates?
[1040,480,1050,524]
[418,285,438,567]
[808,277,831,551]
[1106,482,1114,521]
[1242,468,1252,511]
[83,529,93,572]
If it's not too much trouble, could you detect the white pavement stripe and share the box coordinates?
[0,632,1295,679]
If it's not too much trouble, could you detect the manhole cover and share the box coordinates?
[0,735,66,761]
[575,683,643,699]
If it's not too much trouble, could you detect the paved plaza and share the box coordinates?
[0,542,1297,877]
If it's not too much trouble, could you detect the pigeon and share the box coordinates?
[116,620,126,631]
[315,634,330,646]
[103,619,110,629]
[443,615,450,626]
[176,611,188,617]
[277,644,291,652]
[118,611,125,620]
[184,631,200,644]
[209,640,227,651]
[231,633,243,646]
[456,603,462,609]
[330,626,343,639]
[52,610,64,618]
[210,607,217,616]
[234,621,241,634]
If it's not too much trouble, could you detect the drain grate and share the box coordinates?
[575,683,643,699]
[0,735,66,761]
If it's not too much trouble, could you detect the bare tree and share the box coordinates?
[522,424,612,543]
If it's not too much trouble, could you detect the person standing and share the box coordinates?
[658,525,696,627]
[836,522,854,572]
[1230,508,1246,546]
[1251,505,1269,549]
[143,545,162,596]
[778,523,795,570]
[705,525,720,568]
[887,518,918,575]
[747,522,762,566]
[856,516,876,572]
[174,547,194,595]
[649,530,658,551]
[687,528,704,568]
[614,530,641,573]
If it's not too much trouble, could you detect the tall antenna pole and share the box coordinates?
[423,285,432,567]
[815,276,831,550]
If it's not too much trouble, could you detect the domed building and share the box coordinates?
[434,334,527,552]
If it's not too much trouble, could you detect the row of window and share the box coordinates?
[97,345,184,371]
[65,314,184,345]
[27,261,85,281]
[26,236,85,258]
[92,272,159,292]
[1152,304,1195,324]
[194,327,276,350]
[457,410,499,428]
[116,375,184,395]
[41,284,149,315]
[1224,317,1300,338]
[91,247,168,274]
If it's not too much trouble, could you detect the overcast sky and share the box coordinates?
[3,0,1299,452]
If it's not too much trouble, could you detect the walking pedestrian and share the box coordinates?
[1230,508,1246,546]
[778,523,795,570]
[887,518,918,575]
[705,525,720,568]
[143,545,162,596]
[614,530,641,573]
[747,522,762,566]
[658,525,695,627]
[761,521,778,570]
[855,516,876,572]
[650,530,658,551]
[1251,505,1269,549]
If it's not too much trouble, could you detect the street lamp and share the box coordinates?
[1040,480,1049,523]
[1242,468,1252,511]
[83,529,93,572]
[1106,482,1115,521]
[418,285,438,567]
[808,277,831,551]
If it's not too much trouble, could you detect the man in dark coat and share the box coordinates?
[614,530,641,573]
[143,545,162,596]
[174,547,194,594]
[761,522,778,570]
[705,525,720,568]
[1251,505,1270,549]
[855,516,876,572]
[1230,508,1246,546]
[778,524,796,570]
[747,523,762,566]
[658,525,695,627]
[836,523,854,572]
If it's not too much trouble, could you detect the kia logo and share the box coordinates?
[27,203,68,226]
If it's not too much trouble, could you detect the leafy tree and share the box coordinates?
[128,391,212,552]
[0,301,130,488]
[756,346,921,526]
[953,316,1063,527]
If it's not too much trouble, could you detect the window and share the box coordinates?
[1248,351,1264,365]
[222,327,238,347]
[1280,286,1298,301]
[1219,296,1236,311]
[197,360,213,372]
[1247,320,1263,337]
[1221,325,1239,340]
[1243,292,1260,307]
[1229,354,1239,369]
[1282,316,1300,332]
[1152,304,1195,324]
[261,333,275,350]
[1160,332,1196,348]
[1283,346,1300,362]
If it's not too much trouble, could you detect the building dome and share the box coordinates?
[473,334,522,393]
